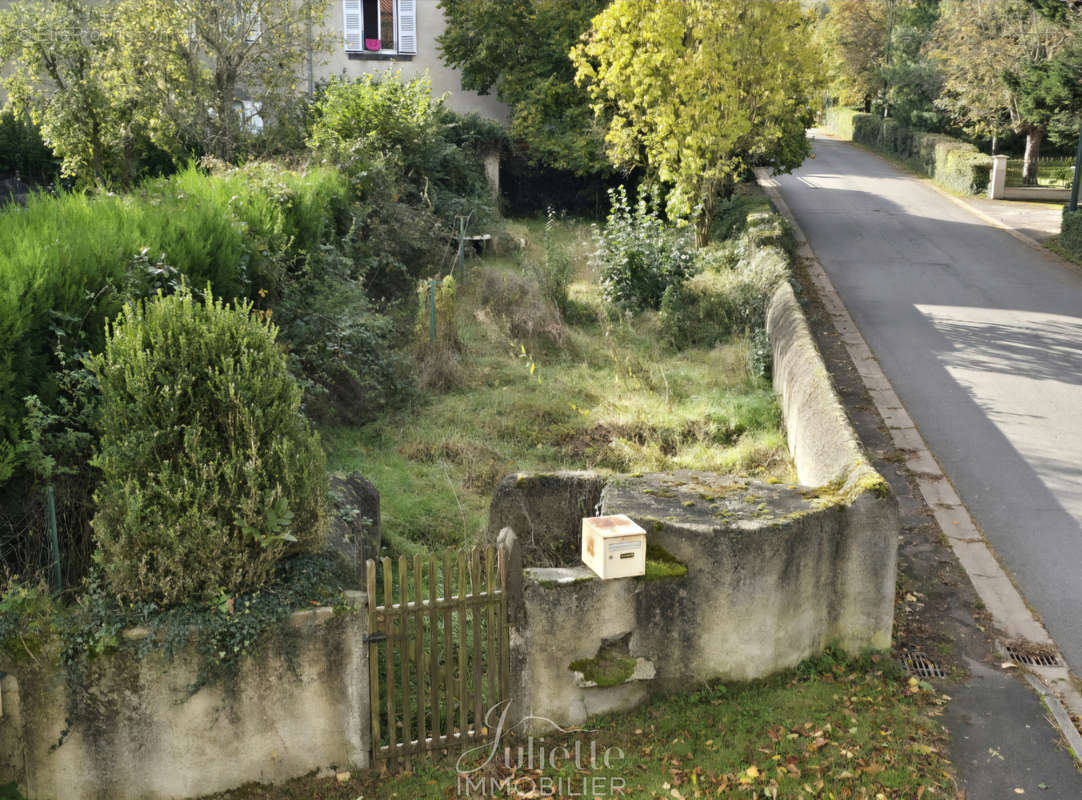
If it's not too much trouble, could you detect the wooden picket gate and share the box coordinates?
[365,546,510,766]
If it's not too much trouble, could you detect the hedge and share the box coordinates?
[824,107,862,141]
[824,108,991,196]
[1061,207,1082,258]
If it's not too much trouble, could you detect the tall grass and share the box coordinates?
[323,217,793,552]
[0,163,350,444]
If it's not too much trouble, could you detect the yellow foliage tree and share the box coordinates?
[571,0,824,244]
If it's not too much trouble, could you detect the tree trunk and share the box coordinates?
[1022,128,1043,186]
[696,201,713,247]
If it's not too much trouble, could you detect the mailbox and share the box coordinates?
[582,514,646,579]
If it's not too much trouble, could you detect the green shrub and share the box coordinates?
[1061,207,1082,257]
[660,212,791,349]
[0,111,59,183]
[273,249,410,425]
[824,107,864,141]
[89,286,326,605]
[829,109,991,196]
[933,142,991,195]
[0,163,351,467]
[851,113,881,147]
[595,185,695,310]
[308,73,494,220]
[879,118,911,156]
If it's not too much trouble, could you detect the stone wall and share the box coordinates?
[1,594,369,800]
[504,278,899,731]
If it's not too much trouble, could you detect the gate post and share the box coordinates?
[344,589,371,770]
[497,528,527,733]
[989,154,1008,199]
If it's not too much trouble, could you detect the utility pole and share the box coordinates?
[883,0,896,119]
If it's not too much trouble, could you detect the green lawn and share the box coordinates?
[322,217,792,555]
[1006,157,1075,188]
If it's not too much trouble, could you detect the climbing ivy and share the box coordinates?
[0,552,350,747]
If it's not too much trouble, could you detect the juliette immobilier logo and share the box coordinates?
[456,702,627,797]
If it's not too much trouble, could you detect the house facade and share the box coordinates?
[318,0,507,121]
[0,0,508,122]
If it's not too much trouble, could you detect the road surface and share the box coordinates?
[773,136,1082,674]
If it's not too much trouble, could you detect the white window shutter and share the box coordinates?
[343,0,362,51]
[397,0,416,54]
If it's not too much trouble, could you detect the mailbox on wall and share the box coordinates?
[581,514,646,579]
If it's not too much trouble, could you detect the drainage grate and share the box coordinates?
[1004,641,1062,668]
[903,652,946,679]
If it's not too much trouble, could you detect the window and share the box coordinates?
[344,0,416,56]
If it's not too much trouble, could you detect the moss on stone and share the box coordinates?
[638,543,688,581]
[568,652,636,687]
[802,464,891,508]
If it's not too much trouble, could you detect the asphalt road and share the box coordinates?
[773,136,1082,674]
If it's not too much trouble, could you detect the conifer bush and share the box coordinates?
[89,286,326,605]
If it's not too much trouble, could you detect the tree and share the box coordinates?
[112,0,334,163]
[438,0,609,174]
[571,0,823,244]
[0,0,333,183]
[881,0,944,129]
[818,0,889,112]
[931,0,1073,182]
[0,0,140,185]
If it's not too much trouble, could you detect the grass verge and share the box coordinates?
[204,652,955,799]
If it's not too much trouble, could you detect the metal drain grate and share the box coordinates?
[903,652,946,679]
[1004,641,1062,668]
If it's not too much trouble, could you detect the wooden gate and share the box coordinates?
[365,546,510,766]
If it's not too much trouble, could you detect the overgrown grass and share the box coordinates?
[0,163,351,445]
[322,218,792,552]
[203,652,955,799]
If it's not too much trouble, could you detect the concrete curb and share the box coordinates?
[755,164,1082,766]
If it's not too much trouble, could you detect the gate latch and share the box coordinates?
[363,632,388,643]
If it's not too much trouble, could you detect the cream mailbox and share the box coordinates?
[581,514,646,579]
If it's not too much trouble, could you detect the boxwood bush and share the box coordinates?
[89,286,326,605]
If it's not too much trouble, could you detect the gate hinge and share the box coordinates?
[364,632,388,643]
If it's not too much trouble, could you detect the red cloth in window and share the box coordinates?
[365,37,380,51]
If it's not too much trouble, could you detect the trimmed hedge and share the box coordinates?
[90,286,327,604]
[825,108,991,196]
[824,107,862,141]
[1061,207,1082,258]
